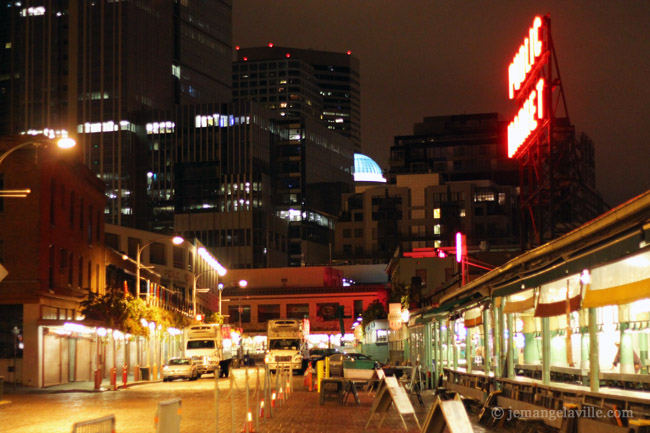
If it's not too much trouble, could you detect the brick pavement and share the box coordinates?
[0,369,493,433]
[258,378,492,433]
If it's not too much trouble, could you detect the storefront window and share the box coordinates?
[257,304,280,322]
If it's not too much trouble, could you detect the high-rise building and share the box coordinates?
[389,113,518,187]
[0,0,233,226]
[273,117,354,266]
[234,46,361,151]
[334,173,519,263]
[143,101,288,269]
[233,47,357,266]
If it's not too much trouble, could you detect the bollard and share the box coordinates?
[110,367,117,391]
[316,360,324,393]
[94,368,102,391]
[303,363,313,391]
[122,364,128,389]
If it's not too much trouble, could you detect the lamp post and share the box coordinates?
[0,136,76,197]
[193,247,227,317]
[124,236,183,301]
[95,327,107,390]
[193,270,223,318]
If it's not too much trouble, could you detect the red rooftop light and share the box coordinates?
[285,53,291,58]
[243,57,248,61]
[268,42,274,47]
[347,50,352,55]
[235,46,240,50]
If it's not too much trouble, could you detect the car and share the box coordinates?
[327,353,381,377]
[162,357,199,382]
[308,348,339,368]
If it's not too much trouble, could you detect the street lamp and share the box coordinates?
[123,236,184,301]
[193,248,227,317]
[0,136,76,197]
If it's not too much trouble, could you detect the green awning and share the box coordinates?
[493,233,641,298]
[422,292,484,321]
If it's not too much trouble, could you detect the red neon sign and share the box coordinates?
[455,232,466,263]
[508,78,545,157]
[508,16,544,100]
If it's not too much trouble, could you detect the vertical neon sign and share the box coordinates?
[507,16,548,159]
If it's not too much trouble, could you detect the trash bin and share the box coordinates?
[140,367,150,381]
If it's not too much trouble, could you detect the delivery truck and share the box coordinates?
[184,323,233,377]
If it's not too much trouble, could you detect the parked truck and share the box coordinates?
[265,319,309,373]
[184,323,233,377]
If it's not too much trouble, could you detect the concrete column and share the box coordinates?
[499,305,506,377]
[466,326,473,374]
[620,326,635,374]
[588,308,599,392]
[639,331,648,373]
[580,332,589,370]
[523,316,540,364]
[482,309,491,376]
[435,320,442,385]
[542,316,551,384]
[447,321,453,369]
[424,323,432,388]
[507,313,515,378]
[493,305,501,377]
[453,323,459,370]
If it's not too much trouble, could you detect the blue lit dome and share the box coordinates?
[354,153,386,183]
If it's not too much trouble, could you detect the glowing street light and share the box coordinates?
[0,136,77,198]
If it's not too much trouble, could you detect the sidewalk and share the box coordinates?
[3,373,161,395]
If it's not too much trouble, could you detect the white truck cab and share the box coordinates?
[184,324,233,377]
[265,319,308,373]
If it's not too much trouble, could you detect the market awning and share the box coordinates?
[534,274,581,317]
[464,307,483,328]
[583,249,650,308]
[503,288,536,314]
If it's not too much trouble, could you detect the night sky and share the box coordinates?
[233,1,650,208]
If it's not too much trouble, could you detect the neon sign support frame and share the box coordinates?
[509,15,605,248]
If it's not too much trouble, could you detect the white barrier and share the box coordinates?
[155,398,182,433]
[71,414,116,433]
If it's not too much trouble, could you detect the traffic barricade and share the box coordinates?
[71,414,116,433]
[155,398,182,433]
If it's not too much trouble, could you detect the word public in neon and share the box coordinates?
[508,16,544,99]
[508,78,545,157]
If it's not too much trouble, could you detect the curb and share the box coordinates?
[5,380,164,395]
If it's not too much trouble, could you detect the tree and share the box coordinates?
[389,282,411,309]
[205,312,225,325]
[80,289,192,336]
[360,300,388,334]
